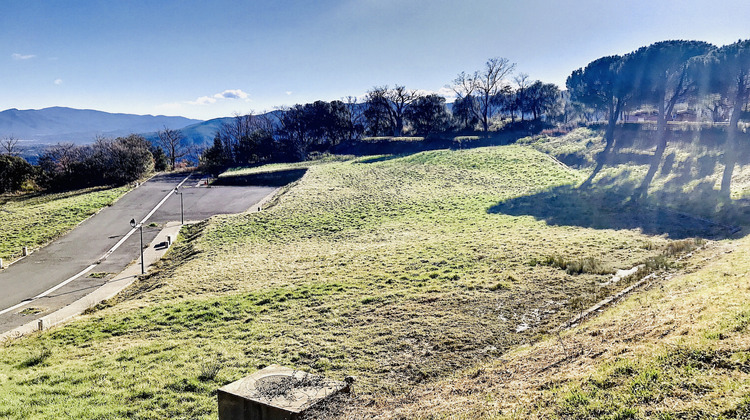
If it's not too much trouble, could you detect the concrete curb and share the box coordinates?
[252,187,281,211]
[0,221,183,343]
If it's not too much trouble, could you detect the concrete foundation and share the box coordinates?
[218,365,348,420]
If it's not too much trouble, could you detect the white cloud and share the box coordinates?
[54,79,63,85]
[285,91,293,96]
[214,89,249,100]
[12,53,36,60]
[188,89,250,105]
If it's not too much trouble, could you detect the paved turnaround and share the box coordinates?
[0,173,276,333]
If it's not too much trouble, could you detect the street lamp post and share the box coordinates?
[174,188,183,224]
[130,218,144,274]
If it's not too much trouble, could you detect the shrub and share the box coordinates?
[0,154,35,193]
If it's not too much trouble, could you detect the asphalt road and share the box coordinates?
[0,173,276,333]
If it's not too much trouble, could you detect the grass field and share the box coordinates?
[365,233,750,419]
[0,143,711,419]
[0,186,130,263]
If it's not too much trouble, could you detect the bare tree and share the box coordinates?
[1,136,21,156]
[219,113,256,162]
[450,71,477,98]
[157,127,186,170]
[386,86,418,136]
[251,112,276,134]
[452,57,516,131]
[514,73,530,121]
[475,57,515,131]
[344,96,365,140]
[365,86,418,137]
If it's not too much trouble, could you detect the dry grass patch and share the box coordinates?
[356,237,750,419]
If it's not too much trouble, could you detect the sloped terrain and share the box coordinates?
[354,233,750,419]
[0,140,739,418]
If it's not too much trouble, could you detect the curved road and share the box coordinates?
[0,173,276,333]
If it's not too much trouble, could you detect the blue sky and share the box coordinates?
[2,0,750,120]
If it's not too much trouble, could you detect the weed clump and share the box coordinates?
[20,347,51,368]
[665,238,705,256]
[489,281,511,291]
[644,255,670,271]
[723,396,750,419]
[731,311,750,332]
[198,358,222,382]
[540,254,614,275]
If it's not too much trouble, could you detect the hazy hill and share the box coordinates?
[0,107,202,144]
[141,117,232,148]
[142,110,283,148]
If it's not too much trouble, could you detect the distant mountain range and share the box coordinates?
[0,107,203,144]
[141,111,283,148]
[141,117,230,148]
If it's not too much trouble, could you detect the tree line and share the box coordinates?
[0,120,206,193]
[0,134,170,193]
[0,55,568,191]
[3,38,750,195]
[202,60,562,172]
[566,39,750,198]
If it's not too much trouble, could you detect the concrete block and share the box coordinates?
[218,365,348,420]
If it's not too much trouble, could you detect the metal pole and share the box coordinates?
[180,192,184,225]
[139,224,144,274]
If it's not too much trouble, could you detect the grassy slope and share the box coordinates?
[0,186,130,263]
[0,145,682,419]
[218,153,356,178]
[370,234,750,419]
[366,128,750,419]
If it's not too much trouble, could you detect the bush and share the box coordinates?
[38,136,154,190]
[0,154,35,193]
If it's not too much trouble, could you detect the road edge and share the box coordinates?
[0,186,281,343]
[0,221,183,343]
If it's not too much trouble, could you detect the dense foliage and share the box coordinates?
[0,154,35,193]
[37,135,154,190]
[567,39,750,196]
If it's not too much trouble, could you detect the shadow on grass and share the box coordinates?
[488,183,747,240]
[582,124,750,203]
[214,168,307,187]
[535,125,750,239]
[0,184,117,207]
[333,126,540,157]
